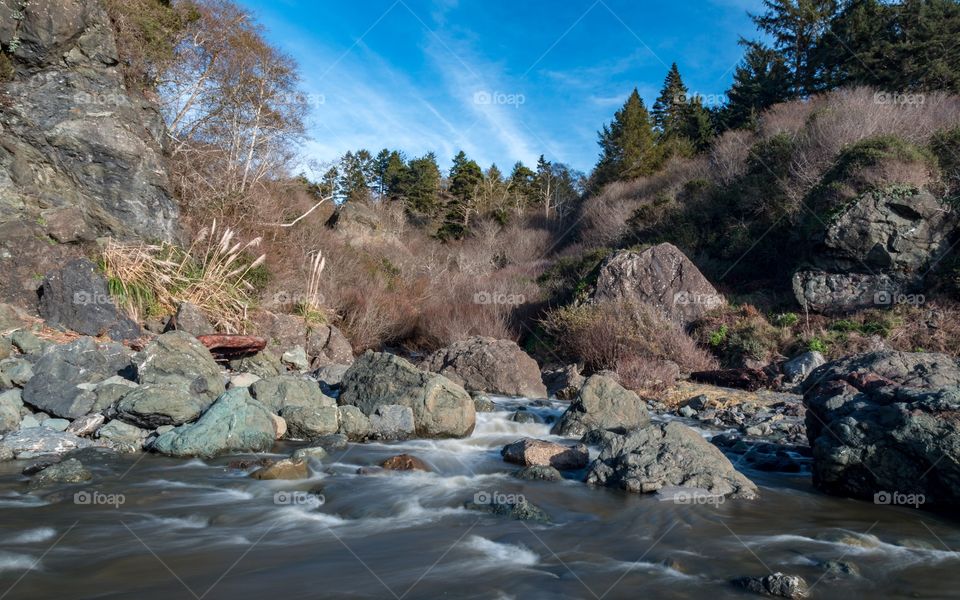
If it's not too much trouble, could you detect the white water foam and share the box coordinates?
[463,536,539,567]
[746,530,960,564]
[6,528,57,544]
[0,551,38,572]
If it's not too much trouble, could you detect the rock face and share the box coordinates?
[586,422,758,498]
[551,375,649,437]
[164,302,214,336]
[422,337,547,398]
[37,259,141,341]
[0,0,179,245]
[794,188,956,313]
[152,389,276,458]
[501,438,589,470]
[249,311,353,366]
[339,351,475,438]
[801,351,960,506]
[592,243,724,325]
[22,337,132,418]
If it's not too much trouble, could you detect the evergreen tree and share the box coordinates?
[382,150,409,201]
[508,161,537,210]
[439,150,483,239]
[720,42,793,130]
[372,148,391,198]
[652,63,690,138]
[337,150,372,203]
[751,0,838,96]
[405,152,441,215]
[592,88,658,189]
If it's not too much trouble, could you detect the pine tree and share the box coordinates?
[720,42,793,130]
[337,150,372,203]
[439,150,483,239]
[382,150,409,201]
[508,161,537,213]
[405,153,441,215]
[751,0,838,96]
[592,88,658,189]
[652,63,690,138]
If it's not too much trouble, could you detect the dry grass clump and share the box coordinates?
[101,221,266,332]
[541,301,718,389]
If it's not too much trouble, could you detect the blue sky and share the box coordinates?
[236,0,765,174]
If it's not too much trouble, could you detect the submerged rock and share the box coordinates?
[380,453,431,472]
[251,458,309,480]
[551,375,649,437]
[422,336,547,398]
[29,458,92,487]
[465,495,550,522]
[471,392,496,413]
[514,465,563,481]
[732,573,809,599]
[586,421,757,498]
[501,438,589,470]
[151,389,276,458]
[339,351,475,438]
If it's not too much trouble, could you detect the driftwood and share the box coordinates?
[196,334,267,360]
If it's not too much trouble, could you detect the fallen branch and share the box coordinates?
[258,196,332,228]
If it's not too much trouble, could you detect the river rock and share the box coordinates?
[38,259,142,341]
[501,438,589,470]
[151,389,276,458]
[510,409,540,424]
[133,332,225,403]
[43,418,70,432]
[543,364,585,400]
[0,428,92,459]
[0,357,33,387]
[340,351,475,438]
[381,453,431,471]
[229,350,283,379]
[305,324,354,367]
[422,336,547,398]
[97,420,147,453]
[312,363,350,396]
[802,350,960,505]
[281,346,310,372]
[30,458,92,487]
[368,404,416,440]
[115,384,211,428]
[9,330,46,356]
[471,392,495,412]
[551,375,649,437]
[281,403,339,439]
[251,458,309,480]
[514,465,564,481]
[337,405,372,440]
[82,376,139,413]
[292,446,328,461]
[592,243,724,325]
[66,414,105,437]
[586,421,758,498]
[465,495,550,522]
[732,573,809,599]
[270,414,287,440]
[228,373,261,389]
[163,302,214,336]
[250,375,327,413]
[0,389,22,434]
[22,337,133,418]
[309,433,349,452]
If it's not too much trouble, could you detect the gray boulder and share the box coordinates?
[97,420,147,453]
[501,438,589,470]
[163,302,214,336]
[782,351,826,385]
[368,404,415,440]
[586,421,758,498]
[339,351,475,438]
[9,330,46,356]
[0,428,93,459]
[337,405,372,440]
[802,350,960,506]
[0,357,33,387]
[312,363,350,395]
[281,402,340,439]
[228,350,283,379]
[306,324,354,367]
[66,413,105,437]
[543,364,586,400]
[0,389,23,433]
[733,573,809,599]
[281,346,309,372]
[422,336,547,398]
[250,375,329,413]
[38,259,141,341]
[551,375,649,437]
[22,337,133,418]
[792,270,901,314]
[472,392,495,412]
[151,388,276,458]
[134,332,225,403]
[115,384,210,428]
[592,243,725,325]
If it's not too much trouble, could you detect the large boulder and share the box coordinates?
[551,375,649,437]
[22,337,133,418]
[38,259,141,341]
[306,324,354,367]
[586,421,758,498]
[280,401,339,439]
[151,388,276,458]
[249,375,330,413]
[422,336,547,398]
[794,188,956,313]
[133,332,225,404]
[339,351,475,438]
[163,302,214,336]
[802,351,960,506]
[501,438,589,470]
[114,385,209,428]
[592,243,724,325]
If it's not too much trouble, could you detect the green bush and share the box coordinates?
[931,126,960,198]
[0,52,13,82]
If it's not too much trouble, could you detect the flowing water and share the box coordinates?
[1,397,959,599]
